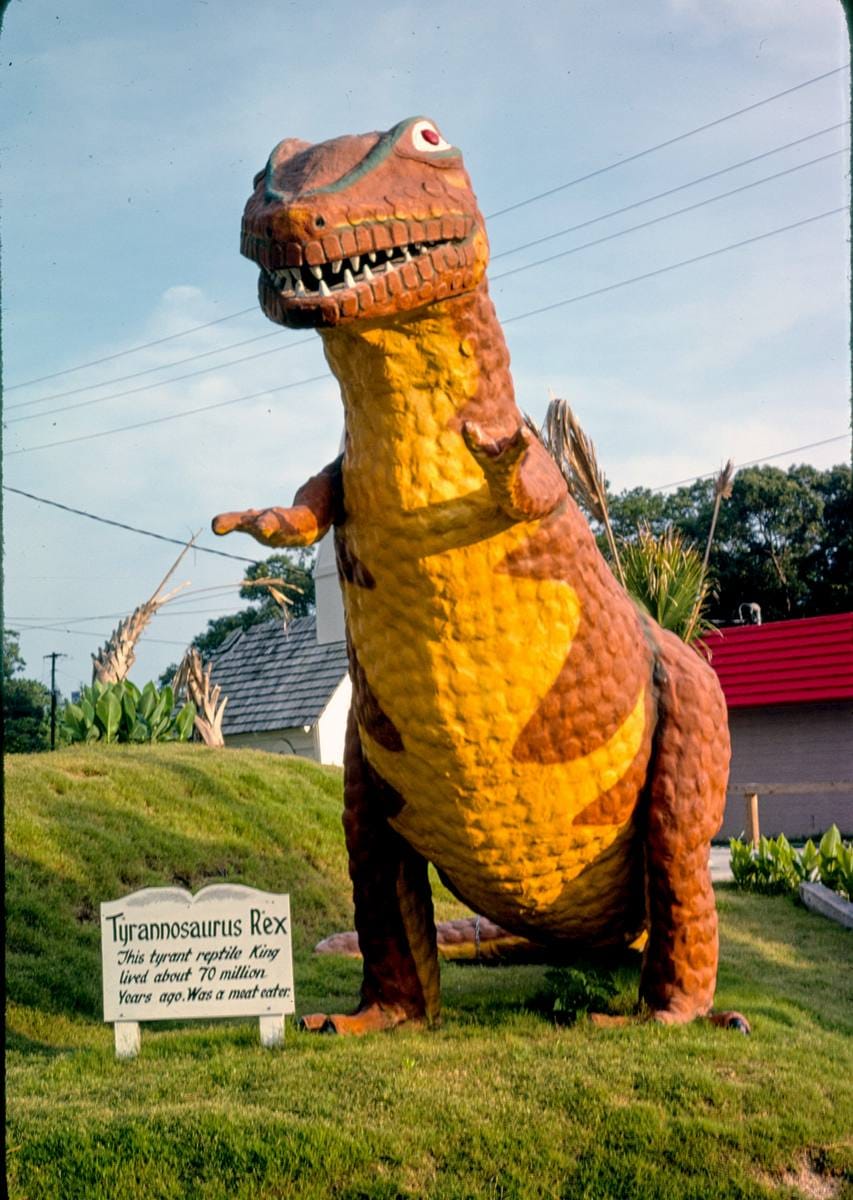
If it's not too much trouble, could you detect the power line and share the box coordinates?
[7,209,844,456]
[490,148,848,285]
[501,205,846,327]
[11,127,848,427]
[2,485,261,563]
[6,372,330,456]
[9,606,250,625]
[19,624,191,647]
[485,63,850,220]
[5,65,847,395]
[4,339,318,426]
[490,120,850,262]
[651,435,849,492]
[7,435,846,610]
[6,329,291,413]
[5,307,259,391]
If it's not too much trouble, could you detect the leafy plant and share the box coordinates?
[62,681,194,745]
[542,966,617,1025]
[620,524,716,646]
[729,826,852,902]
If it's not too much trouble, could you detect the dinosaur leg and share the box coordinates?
[640,633,749,1032]
[211,454,343,548]
[301,713,441,1035]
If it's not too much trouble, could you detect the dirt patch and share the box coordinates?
[757,1159,843,1199]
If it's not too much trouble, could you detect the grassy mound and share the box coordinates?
[6,744,853,1199]
[6,744,354,1019]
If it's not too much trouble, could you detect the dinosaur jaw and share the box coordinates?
[247,221,485,328]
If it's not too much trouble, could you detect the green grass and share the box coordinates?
[6,744,853,1200]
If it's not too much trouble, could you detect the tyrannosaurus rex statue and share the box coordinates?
[213,116,748,1036]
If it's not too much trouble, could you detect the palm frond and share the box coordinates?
[620,524,715,647]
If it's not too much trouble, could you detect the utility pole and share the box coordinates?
[43,652,68,750]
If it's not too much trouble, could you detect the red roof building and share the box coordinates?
[708,611,853,708]
[704,613,853,839]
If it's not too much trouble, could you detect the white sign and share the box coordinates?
[101,884,295,1057]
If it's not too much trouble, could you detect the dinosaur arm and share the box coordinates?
[211,455,344,548]
[462,421,566,522]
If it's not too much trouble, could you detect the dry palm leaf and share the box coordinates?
[92,536,197,684]
[530,394,626,586]
[702,458,735,571]
[172,647,228,748]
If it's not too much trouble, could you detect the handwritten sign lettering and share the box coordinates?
[101,885,295,1053]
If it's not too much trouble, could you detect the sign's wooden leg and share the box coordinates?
[259,1014,284,1048]
[114,1021,141,1059]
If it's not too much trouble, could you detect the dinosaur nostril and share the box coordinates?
[315,216,326,228]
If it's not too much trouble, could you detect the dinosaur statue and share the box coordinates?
[213,116,748,1036]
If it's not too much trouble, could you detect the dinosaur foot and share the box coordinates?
[649,1006,750,1033]
[707,1010,751,1034]
[589,1009,750,1033]
[297,1002,414,1036]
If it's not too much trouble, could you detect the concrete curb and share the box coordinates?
[799,882,853,929]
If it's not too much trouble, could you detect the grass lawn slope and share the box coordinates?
[6,743,853,1200]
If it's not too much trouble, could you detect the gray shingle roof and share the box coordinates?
[208,616,348,735]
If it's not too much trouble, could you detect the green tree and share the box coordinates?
[3,630,53,753]
[159,548,318,684]
[607,464,851,624]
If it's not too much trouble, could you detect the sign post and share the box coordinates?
[101,884,295,1058]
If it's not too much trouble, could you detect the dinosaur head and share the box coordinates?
[241,117,489,329]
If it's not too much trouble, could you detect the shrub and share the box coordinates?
[542,966,618,1024]
[729,826,852,902]
[62,681,194,745]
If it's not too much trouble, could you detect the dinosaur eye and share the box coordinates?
[411,120,451,153]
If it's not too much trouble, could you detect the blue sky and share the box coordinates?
[2,0,849,695]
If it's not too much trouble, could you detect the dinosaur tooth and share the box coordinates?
[311,265,323,280]
[363,263,374,280]
[368,251,377,263]
[344,268,356,288]
[319,279,332,297]
[332,260,342,273]
[352,255,360,273]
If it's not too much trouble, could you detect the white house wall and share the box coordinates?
[315,674,353,767]
[315,529,346,646]
[224,727,318,759]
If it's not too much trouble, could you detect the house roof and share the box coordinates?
[209,615,348,735]
[707,611,853,708]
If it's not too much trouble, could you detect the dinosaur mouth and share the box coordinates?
[244,214,481,326]
[262,238,460,299]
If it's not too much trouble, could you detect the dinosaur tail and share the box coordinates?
[315,916,543,963]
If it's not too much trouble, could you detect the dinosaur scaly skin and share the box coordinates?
[214,117,746,1036]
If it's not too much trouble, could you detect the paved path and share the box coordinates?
[710,844,734,883]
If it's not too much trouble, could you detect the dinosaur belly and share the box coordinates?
[342,510,651,942]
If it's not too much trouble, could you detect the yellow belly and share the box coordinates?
[343,491,646,938]
[326,310,649,940]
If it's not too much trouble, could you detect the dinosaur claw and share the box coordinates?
[297,1013,331,1032]
[708,1010,751,1035]
[462,420,530,461]
[211,512,239,536]
[298,1004,412,1036]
